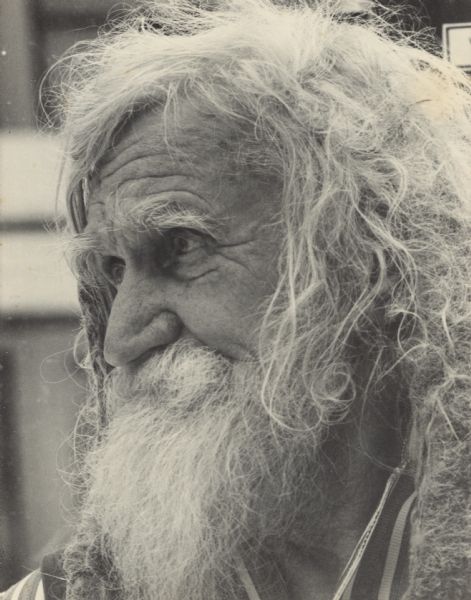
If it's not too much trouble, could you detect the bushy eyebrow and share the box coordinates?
[113,195,222,239]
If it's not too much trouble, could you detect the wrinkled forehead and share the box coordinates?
[86,105,246,224]
[98,104,241,181]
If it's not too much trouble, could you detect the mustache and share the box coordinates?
[102,338,237,419]
[112,338,233,380]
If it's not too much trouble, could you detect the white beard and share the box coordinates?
[65,340,327,600]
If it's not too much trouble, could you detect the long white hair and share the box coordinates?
[52,1,471,597]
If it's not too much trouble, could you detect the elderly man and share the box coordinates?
[3,0,471,599]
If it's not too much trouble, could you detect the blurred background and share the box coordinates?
[0,0,470,590]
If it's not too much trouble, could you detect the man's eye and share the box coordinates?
[102,256,126,286]
[168,229,205,257]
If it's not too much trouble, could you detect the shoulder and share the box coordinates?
[0,571,44,600]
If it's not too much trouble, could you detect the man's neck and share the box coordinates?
[247,398,406,600]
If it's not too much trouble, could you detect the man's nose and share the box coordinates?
[103,274,182,367]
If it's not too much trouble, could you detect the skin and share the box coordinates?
[86,108,282,368]
[86,106,403,600]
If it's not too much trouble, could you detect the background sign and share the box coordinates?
[442,22,471,71]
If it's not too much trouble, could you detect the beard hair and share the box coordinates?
[63,339,330,600]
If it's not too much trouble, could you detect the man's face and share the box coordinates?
[86,106,282,368]
[69,107,327,600]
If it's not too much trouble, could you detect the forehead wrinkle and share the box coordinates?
[98,117,232,185]
[113,174,213,206]
[97,152,214,200]
[99,145,171,181]
[114,174,205,197]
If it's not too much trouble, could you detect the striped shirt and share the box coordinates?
[0,571,44,600]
